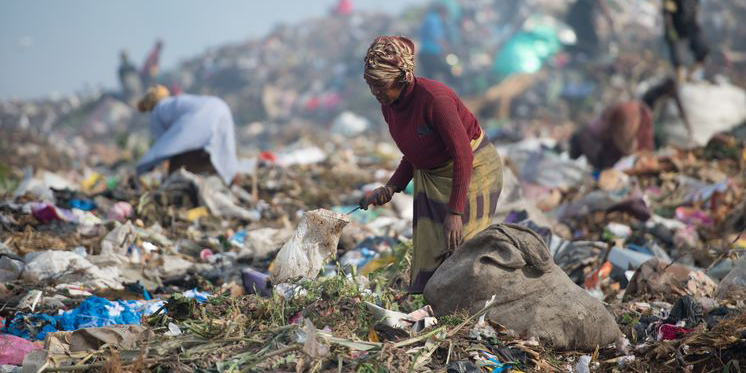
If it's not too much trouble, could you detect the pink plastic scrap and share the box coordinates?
[0,333,42,365]
[674,207,714,227]
[108,201,133,221]
[200,248,214,262]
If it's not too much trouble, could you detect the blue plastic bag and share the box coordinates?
[69,199,96,211]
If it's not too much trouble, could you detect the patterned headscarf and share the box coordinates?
[363,36,416,86]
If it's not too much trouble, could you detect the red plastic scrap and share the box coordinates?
[658,324,693,341]
[584,261,612,289]
[259,151,277,163]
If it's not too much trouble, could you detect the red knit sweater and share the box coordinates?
[383,77,481,214]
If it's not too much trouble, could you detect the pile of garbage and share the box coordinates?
[1,125,745,372]
[4,0,746,152]
[2,0,746,372]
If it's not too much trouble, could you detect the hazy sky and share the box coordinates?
[0,0,427,100]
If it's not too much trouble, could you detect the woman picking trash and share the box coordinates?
[135,85,239,186]
[569,78,693,170]
[359,36,503,293]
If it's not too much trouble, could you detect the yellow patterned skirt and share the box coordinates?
[409,132,503,293]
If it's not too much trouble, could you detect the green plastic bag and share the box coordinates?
[492,25,561,78]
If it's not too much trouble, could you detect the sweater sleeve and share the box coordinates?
[429,95,474,214]
[387,157,414,192]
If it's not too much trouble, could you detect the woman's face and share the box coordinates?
[366,79,403,105]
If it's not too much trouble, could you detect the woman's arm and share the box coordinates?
[387,157,414,192]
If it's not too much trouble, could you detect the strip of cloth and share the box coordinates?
[409,131,503,293]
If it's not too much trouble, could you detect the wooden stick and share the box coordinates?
[262,345,300,360]
[392,326,445,349]
[44,363,105,372]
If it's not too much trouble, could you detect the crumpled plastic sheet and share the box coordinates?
[3,288,214,341]
[498,139,590,190]
[182,289,210,303]
[4,297,165,341]
[0,333,41,365]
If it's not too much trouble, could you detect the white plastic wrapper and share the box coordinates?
[271,209,349,283]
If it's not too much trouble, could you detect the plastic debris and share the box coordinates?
[68,199,95,211]
[575,355,591,373]
[241,267,273,297]
[270,209,349,283]
[657,324,693,341]
[1,1,746,371]
[0,334,41,365]
[107,201,133,221]
[22,250,123,290]
[164,322,182,337]
[0,255,24,283]
[715,255,746,300]
[186,206,209,221]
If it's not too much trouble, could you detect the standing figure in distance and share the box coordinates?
[662,0,709,82]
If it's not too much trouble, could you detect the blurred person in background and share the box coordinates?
[418,4,456,85]
[141,40,164,88]
[118,50,142,103]
[662,0,709,82]
[565,0,614,58]
[359,36,503,293]
[569,78,692,169]
[135,85,239,185]
[570,101,654,170]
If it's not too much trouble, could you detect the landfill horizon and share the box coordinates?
[1,0,746,372]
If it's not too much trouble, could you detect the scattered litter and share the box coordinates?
[1,1,745,372]
[0,334,41,366]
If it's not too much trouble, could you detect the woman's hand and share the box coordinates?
[444,213,463,251]
[359,185,395,210]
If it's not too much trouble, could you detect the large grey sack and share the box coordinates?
[424,223,621,350]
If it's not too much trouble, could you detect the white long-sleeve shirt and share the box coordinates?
[136,94,239,184]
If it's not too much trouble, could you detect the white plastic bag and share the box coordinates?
[270,209,349,283]
[662,79,746,147]
[0,255,24,282]
[331,111,369,137]
[715,255,746,300]
[498,138,590,189]
[23,250,123,290]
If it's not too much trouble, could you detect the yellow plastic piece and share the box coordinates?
[186,206,209,221]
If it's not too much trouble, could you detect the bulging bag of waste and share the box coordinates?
[715,255,746,300]
[661,79,746,147]
[0,253,25,282]
[271,209,349,283]
[424,223,621,350]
